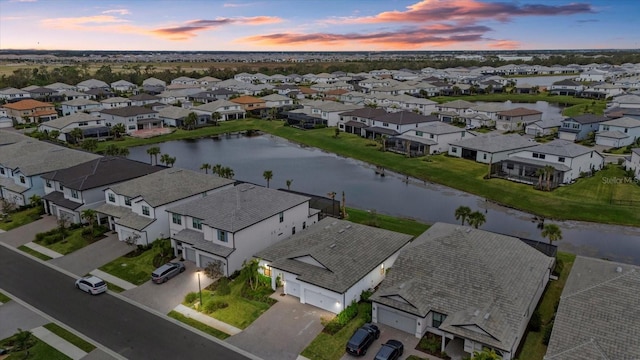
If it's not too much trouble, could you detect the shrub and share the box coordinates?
[216,278,231,296]
[543,320,554,345]
[553,258,564,277]
[529,309,542,332]
[82,227,93,236]
[323,301,359,335]
[203,299,228,313]
[360,289,373,302]
[185,292,198,304]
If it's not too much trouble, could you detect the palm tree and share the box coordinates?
[81,208,97,226]
[29,194,42,210]
[160,153,171,166]
[104,144,121,156]
[118,147,130,157]
[110,123,126,139]
[286,179,293,190]
[146,146,161,165]
[165,156,176,167]
[543,165,555,191]
[541,223,563,246]
[184,112,198,130]
[200,163,211,174]
[81,138,98,152]
[48,130,60,141]
[535,168,545,190]
[211,112,222,125]
[454,206,472,225]
[467,211,486,229]
[472,348,502,360]
[69,127,83,144]
[212,163,223,176]
[220,166,234,179]
[263,170,273,188]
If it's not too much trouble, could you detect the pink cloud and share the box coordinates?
[487,40,521,49]
[151,16,282,40]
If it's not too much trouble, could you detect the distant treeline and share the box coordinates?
[2,51,640,89]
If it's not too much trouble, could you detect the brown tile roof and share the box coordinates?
[4,99,54,110]
[230,95,265,104]
[298,87,319,95]
[325,89,349,95]
[497,107,542,116]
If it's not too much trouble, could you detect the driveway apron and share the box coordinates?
[49,233,132,276]
[226,293,333,360]
[0,215,57,247]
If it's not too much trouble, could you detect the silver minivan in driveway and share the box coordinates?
[151,262,185,284]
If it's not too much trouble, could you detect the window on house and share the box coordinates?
[46,180,52,188]
[279,212,284,223]
[0,168,4,175]
[19,176,25,184]
[603,126,609,131]
[383,122,389,127]
[264,265,272,277]
[192,218,202,230]
[142,206,150,216]
[108,193,115,203]
[432,312,447,328]
[558,157,565,163]
[71,190,78,199]
[452,147,458,153]
[303,221,306,229]
[507,163,514,170]
[416,131,423,137]
[625,128,628,133]
[292,226,296,235]
[533,153,545,159]
[430,134,435,139]
[218,230,227,242]
[172,213,182,225]
[124,197,131,206]
[483,154,487,160]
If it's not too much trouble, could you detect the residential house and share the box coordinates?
[26,87,60,102]
[371,223,554,360]
[437,100,476,116]
[142,77,166,94]
[192,100,246,121]
[85,88,115,100]
[41,157,162,224]
[558,114,608,141]
[388,94,437,115]
[365,111,439,139]
[0,87,31,102]
[44,82,77,93]
[95,168,234,246]
[129,93,161,107]
[449,133,536,164]
[158,106,207,128]
[524,118,563,137]
[610,94,640,109]
[497,139,604,188]
[256,217,412,313]
[171,76,198,86]
[60,99,102,116]
[60,90,91,101]
[261,94,294,108]
[578,69,608,82]
[495,108,543,132]
[595,116,640,147]
[100,96,132,109]
[0,139,100,207]
[77,79,110,92]
[168,183,320,276]
[338,107,388,135]
[3,99,57,124]
[157,88,202,105]
[625,148,640,180]
[99,106,159,134]
[548,79,584,96]
[391,122,470,156]
[110,80,137,93]
[196,76,221,87]
[230,95,266,113]
[38,113,109,142]
[544,256,640,360]
[0,108,12,128]
[189,89,239,103]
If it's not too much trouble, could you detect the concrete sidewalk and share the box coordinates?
[0,216,57,247]
[89,269,137,290]
[31,326,88,360]
[173,304,242,335]
[23,242,63,258]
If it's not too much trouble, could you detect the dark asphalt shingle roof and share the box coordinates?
[450,133,535,153]
[100,106,157,117]
[255,217,412,293]
[371,111,438,125]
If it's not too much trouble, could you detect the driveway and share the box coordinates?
[0,215,57,247]
[120,260,215,314]
[226,291,334,360]
[340,324,439,360]
[0,300,48,340]
[49,233,132,276]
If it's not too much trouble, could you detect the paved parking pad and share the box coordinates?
[0,301,48,340]
[340,324,437,360]
[226,293,333,360]
[49,233,132,276]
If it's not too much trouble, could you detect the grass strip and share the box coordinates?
[167,311,230,340]
[42,323,96,353]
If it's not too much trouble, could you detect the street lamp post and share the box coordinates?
[197,270,203,306]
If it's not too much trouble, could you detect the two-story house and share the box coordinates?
[37,113,108,142]
[192,99,246,121]
[3,99,58,124]
[100,97,132,109]
[99,106,160,134]
[449,133,537,164]
[338,107,388,135]
[548,79,584,96]
[129,93,161,107]
[41,157,162,224]
[0,87,31,102]
[229,95,266,113]
[167,183,320,275]
[392,122,470,156]
[495,108,542,132]
[60,99,102,116]
[558,114,609,141]
[498,139,604,188]
[110,80,137,93]
[595,116,640,147]
[95,168,234,246]
[260,94,294,109]
[365,111,439,139]
[77,79,110,92]
[0,138,100,207]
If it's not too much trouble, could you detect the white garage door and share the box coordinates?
[304,289,339,312]
[525,127,539,136]
[199,254,216,268]
[286,281,300,298]
[377,306,416,334]
[184,248,196,262]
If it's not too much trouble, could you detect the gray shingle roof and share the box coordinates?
[255,217,412,293]
[372,111,438,125]
[100,106,157,117]
[600,116,640,128]
[596,130,629,139]
[157,106,192,119]
[0,140,101,176]
[526,139,597,158]
[173,229,235,257]
[38,113,101,130]
[415,121,465,135]
[108,168,234,207]
[0,130,30,146]
[565,114,608,125]
[450,133,535,153]
[371,222,554,352]
[167,183,309,232]
[93,203,155,231]
[439,100,475,109]
[544,256,640,360]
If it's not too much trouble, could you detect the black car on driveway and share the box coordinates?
[346,323,380,356]
[374,339,404,360]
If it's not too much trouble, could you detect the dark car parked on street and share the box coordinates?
[374,339,404,360]
[345,323,380,356]
[151,262,185,284]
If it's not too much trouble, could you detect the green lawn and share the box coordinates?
[35,226,105,255]
[0,291,10,303]
[167,311,230,340]
[345,207,429,237]
[517,252,576,360]
[0,206,42,231]
[183,277,273,330]
[18,245,53,261]
[0,334,71,360]
[42,323,96,353]
[99,240,171,285]
[301,302,371,360]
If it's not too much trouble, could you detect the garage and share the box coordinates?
[304,289,339,312]
[377,306,416,334]
[184,247,196,262]
[285,281,300,298]
[198,253,217,268]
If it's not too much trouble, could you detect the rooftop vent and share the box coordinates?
[345,224,352,229]
[484,313,491,320]
[398,282,405,289]
[329,243,337,249]
[338,229,345,234]
[473,310,480,316]
[616,266,623,273]
[465,228,472,233]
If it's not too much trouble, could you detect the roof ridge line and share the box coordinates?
[563,268,636,299]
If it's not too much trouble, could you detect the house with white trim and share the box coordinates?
[192,100,246,121]
[371,223,554,360]
[111,80,137,93]
[625,148,640,180]
[37,113,109,142]
[100,97,132,109]
[99,106,160,134]
[168,183,320,275]
[95,168,234,246]
[256,217,412,314]
[558,114,608,141]
[595,116,640,147]
[449,133,536,164]
[391,122,470,155]
[60,99,102,116]
[495,108,542,132]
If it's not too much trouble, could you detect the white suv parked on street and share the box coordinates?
[75,276,108,295]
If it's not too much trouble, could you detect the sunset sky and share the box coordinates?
[0,0,637,51]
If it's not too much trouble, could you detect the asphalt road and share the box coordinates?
[0,246,255,360]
